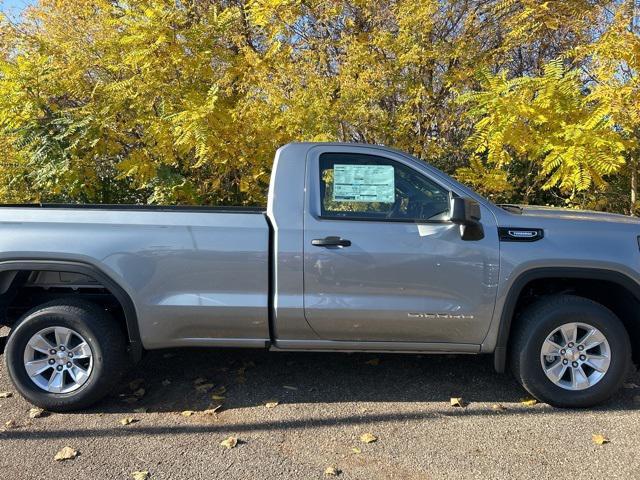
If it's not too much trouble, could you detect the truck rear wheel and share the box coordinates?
[4,299,127,411]
[510,295,631,408]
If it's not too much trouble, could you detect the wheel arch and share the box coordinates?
[0,259,142,362]
[494,267,640,373]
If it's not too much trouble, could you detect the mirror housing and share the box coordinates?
[449,197,484,240]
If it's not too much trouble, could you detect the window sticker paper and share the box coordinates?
[332,164,395,202]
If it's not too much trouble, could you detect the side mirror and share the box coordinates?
[449,197,484,240]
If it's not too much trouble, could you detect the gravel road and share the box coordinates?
[1,331,640,480]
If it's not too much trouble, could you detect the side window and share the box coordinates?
[319,153,450,222]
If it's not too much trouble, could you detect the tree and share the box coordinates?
[458,60,626,205]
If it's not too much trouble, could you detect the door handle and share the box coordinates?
[311,236,352,247]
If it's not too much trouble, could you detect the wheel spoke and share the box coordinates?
[571,366,590,389]
[27,334,55,354]
[71,342,91,359]
[585,355,609,372]
[48,371,64,393]
[70,366,88,383]
[545,361,567,383]
[24,359,51,377]
[54,327,73,348]
[559,323,577,345]
[582,330,607,351]
[541,340,562,356]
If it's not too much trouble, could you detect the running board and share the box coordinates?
[271,339,480,354]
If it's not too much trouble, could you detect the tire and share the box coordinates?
[510,295,631,408]
[4,299,128,411]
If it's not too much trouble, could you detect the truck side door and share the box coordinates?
[302,146,499,345]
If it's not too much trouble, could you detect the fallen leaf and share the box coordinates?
[623,382,640,389]
[161,380,171,387]
[211,395,226,401]
[120,417,137,426]
[520,398,538,406]
[129,379,144,391]
[491,403,507,412]
[264,400,279,409]
[181,410,195,417]
[4,420,17,429]
[131,471,150,480]
[195,383,215,393]
[133,407,148,414]
[360,433,377,444]
[220,436,238,449]
[351,447,362,454]
[283,385,298,391]
[203,405,223,416]
[364,358,380,366]
[324,466,340,476]
[592,434,610,445]
[450,397,467,408]
[54,446,78,461]
[29,407,46,419]
[0,392,12,399]
[193,377,207,385]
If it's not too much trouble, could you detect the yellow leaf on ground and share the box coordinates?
[491,403,507,412]
[54,446,78,461]
[220,436,238,449]
[29,407,46,419]
[131,470,150,480]
[324,466,339,476]
[204,404,224,415]
[360,433,377,444]
[364,358,380,366]
[521,398,538,406]
[450,397,467,408]
[0,392,12,398]
[592,434,610,445]
[4,419,17,429]
[181,410,195,417]
[120,417,137,426]
[351,447,362,454]
[265,400,279,409]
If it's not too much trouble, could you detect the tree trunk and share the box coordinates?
[632,159,638,216]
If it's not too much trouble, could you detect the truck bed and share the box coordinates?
[0,205,271,349]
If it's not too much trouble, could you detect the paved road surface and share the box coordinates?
[1,332,639,479]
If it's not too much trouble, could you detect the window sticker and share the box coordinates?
[332,164,395,202]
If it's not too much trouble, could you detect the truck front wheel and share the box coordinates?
[510,295,631,408]
[4,299,128,411]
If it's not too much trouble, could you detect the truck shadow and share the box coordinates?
[91,348,638,415]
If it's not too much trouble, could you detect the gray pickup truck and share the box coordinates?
[1,142,639,410]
